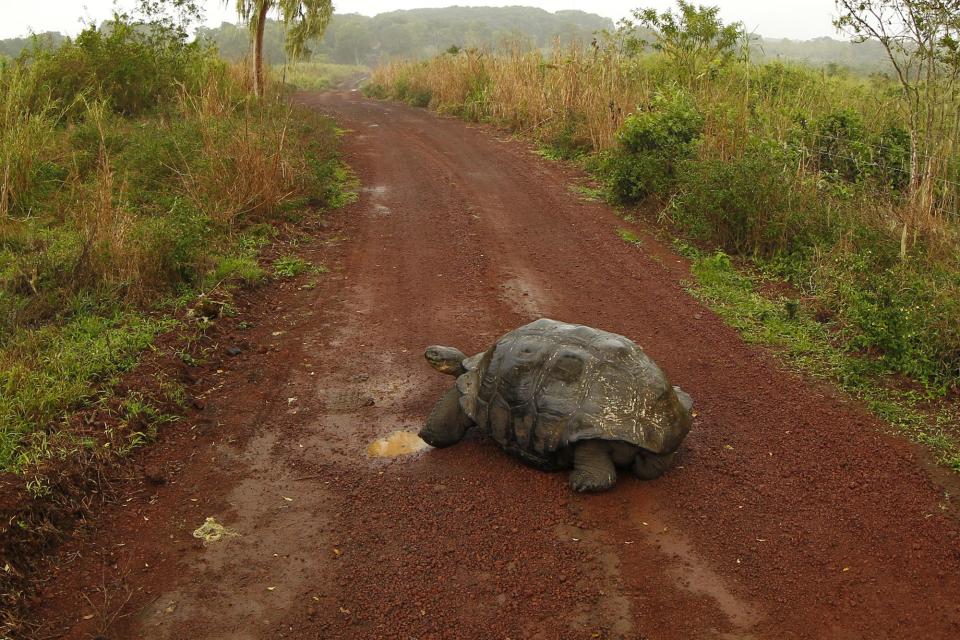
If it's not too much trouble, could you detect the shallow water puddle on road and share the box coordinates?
[636,510,762,634]
[367,430,431,458]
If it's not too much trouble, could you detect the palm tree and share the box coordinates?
[229,1,333,96]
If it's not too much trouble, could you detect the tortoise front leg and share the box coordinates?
[419,384,473,448]
[569,440,617,492]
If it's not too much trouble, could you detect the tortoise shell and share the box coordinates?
[456,319,691,464]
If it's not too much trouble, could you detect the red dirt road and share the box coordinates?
[29,92,960,639]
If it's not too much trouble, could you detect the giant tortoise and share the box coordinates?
[420,318,693,491]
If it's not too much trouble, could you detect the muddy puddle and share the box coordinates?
[367,430,431,458]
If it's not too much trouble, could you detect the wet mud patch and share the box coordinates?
[555,523,635,638]
[319,388,376,413]
[632,508,763,633]
[367,431,431,458]
[499,272,552,320]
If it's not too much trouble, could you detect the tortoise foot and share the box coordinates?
[569,440,616,492]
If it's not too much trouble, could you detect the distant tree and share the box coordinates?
[228,0,333,96]
[835,0,960,253]
[618,1,747,80]
[380,22,415,57]
[329,17,373,65]
[135,0,204,38]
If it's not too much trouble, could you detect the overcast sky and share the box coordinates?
[1,1,844,41]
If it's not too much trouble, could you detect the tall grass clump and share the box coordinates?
[368,2,960,404]
[0,16,346,472]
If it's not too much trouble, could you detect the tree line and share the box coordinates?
[2,6,898,74]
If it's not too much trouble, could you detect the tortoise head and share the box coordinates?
[425,345,468,376]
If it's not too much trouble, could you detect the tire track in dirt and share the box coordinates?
[29,91,960,639]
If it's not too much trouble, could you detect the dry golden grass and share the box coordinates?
[370,45,958,254]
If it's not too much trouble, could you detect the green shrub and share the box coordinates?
[362,82,389,99]
[672,139,828,256]
[542,113,592,160]
[792,109,910,191]
[816,249,960,390]
[599,89,704,203]
[21,18,220,117]
[407,87,432,108]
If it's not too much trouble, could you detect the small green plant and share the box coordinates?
[567,184,604,202]
[205,255,265,287]
[619,1,747,80]
[362,82,390,99]
[617,228,643,245]
[157,375,187,408]
[273,255,313,278]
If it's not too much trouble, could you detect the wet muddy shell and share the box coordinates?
[457,318,692,464]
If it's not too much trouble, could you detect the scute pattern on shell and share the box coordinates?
[457,319,691,464]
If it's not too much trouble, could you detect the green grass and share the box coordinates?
[273,255,325,278]
[679,244,960,470]
[567,183,605,202]
[0,310,172,472]
[617,228,643,245]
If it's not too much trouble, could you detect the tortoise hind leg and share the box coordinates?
[419,384,473,448]
[569,440,617,492]
[632,450,677,480]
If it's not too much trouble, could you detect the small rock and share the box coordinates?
[226,346,242,357]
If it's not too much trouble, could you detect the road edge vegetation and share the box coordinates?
[0,13,356,633]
